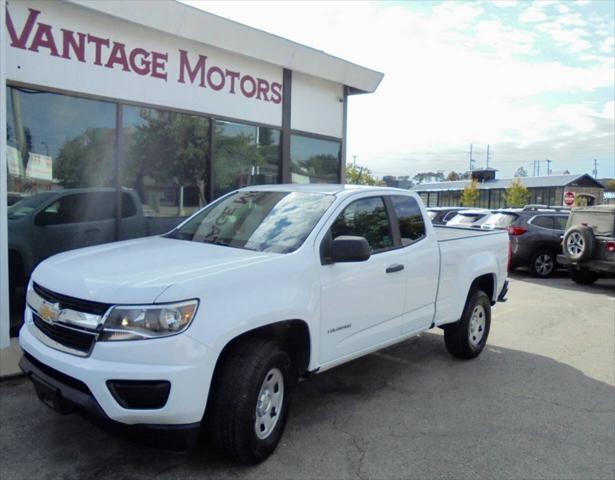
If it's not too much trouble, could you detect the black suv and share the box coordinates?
[481,205,570,277]
[557,205,615,284]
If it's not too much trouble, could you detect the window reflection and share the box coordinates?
[122,106,209,217]
[213,120,280,198]
[6,87,116,195]
[290,135,340,184]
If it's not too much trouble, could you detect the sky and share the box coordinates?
[183,0,615,180]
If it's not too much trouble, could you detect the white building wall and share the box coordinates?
[1,0,10,349]
[291,71,344,138]
[6,0,283,126]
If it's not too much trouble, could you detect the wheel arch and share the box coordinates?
[468,273,496,304]
[212,319,312,379]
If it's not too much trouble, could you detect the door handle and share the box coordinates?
[386,264,404,273]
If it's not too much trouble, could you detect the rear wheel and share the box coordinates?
[529,250,555,278]
[444,290,491,359]
[206,338,292,464]
[568,268,599,285]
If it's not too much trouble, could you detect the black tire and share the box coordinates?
[563,226,594,262]
[568,268,599,285]
[529,250,556,278]
[444,290,491,359]
[206,338,293,464]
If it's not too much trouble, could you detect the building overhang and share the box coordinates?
[66,0,384,94]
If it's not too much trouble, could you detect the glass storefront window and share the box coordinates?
[6,87,117,196]
[122,106,210,218]
[290,134,340,184]
[213,120,280,198]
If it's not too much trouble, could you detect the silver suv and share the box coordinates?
[557,205,615,284]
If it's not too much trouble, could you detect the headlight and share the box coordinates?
[100,300,198,341]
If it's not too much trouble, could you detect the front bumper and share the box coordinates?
[19,306,216,446]
[556,255,615,275]
[19,352,200,451]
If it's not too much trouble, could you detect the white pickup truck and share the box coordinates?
[19,185,509,463]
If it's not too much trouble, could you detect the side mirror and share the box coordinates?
[330,235,371,263]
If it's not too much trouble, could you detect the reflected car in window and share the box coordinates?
[445,209,492,228]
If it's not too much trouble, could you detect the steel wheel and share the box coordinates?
[255,368,284,440]
[566,232,584,257]
[534,253,554,276]
[468,305,486,347]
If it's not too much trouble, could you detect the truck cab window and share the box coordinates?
[391,195,426,246]
[330,197,393,252]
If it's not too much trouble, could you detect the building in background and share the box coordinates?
[1,0,383,343]
[413,169,605,208]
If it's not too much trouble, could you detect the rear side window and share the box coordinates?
[331,197,393,252]
[553,215,569,230]
[121,193,137,218]
[531,216,555,229]
[391,196,425,246]
[482,212,518,229]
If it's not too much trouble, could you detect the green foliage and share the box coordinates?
[55,128,116,188]
[504,178,531,207]
[413,171,445,184]
[461,179,479,207]
[346,163,380,185]
[446,171,460,181]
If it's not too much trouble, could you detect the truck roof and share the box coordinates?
[238,183,412,196]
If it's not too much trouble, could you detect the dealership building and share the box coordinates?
[0,0,383,348]
[413,169,606,209]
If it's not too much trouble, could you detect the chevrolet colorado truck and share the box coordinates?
[19,185,509,464]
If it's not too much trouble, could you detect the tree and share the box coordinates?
[504,178,530,207]
[413,171,445,184]
[461,179,479,207]
[514,166,528,177]
[345,163,380,185]
[446,171,460,181]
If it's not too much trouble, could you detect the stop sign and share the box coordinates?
[564,191,575,207]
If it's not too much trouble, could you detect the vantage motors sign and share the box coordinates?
[5,1,283,126]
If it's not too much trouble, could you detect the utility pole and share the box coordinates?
[469,144,475,171]
[352,155,357,167]
[537,160,540,176]
[486,144,491,168]
[546,159,552,176]
[592,159,598,178]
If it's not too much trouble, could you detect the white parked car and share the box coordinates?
[446,208,493,228]
[20,185,509,463]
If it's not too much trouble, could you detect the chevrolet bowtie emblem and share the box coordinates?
[39,301,61,324]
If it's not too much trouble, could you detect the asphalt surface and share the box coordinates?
[1,272,614,479]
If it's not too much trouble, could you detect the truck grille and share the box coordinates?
[33,283,111,316]
[32,313,97,354]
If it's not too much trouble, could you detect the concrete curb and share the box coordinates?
[0,337,24,380]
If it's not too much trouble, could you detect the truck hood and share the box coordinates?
[32,236,278,304]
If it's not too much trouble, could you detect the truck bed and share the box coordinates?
[434,225,505,242]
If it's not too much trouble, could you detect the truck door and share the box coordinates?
[319,196,406,365]
[32,191,117,265]
[389,195,439,334]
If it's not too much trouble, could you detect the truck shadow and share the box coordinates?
[509,270,615,296]
[1,333,613,479]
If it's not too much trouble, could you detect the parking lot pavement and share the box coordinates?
[1,274,613,480]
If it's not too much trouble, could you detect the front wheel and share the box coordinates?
[569,268,599,285]
[206,338,292,464]
[444,290,491,359]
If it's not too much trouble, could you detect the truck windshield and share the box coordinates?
[167,191,335,253]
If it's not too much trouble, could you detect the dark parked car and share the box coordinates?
[8,188,187,325]
[7,192,25,206]
[482,205,570,277]
[426,207,468,225]
[557,205,615,284]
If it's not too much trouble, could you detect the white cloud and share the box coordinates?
[601,36,615,54]
[182,0,614,178]
[520,6,548,22]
